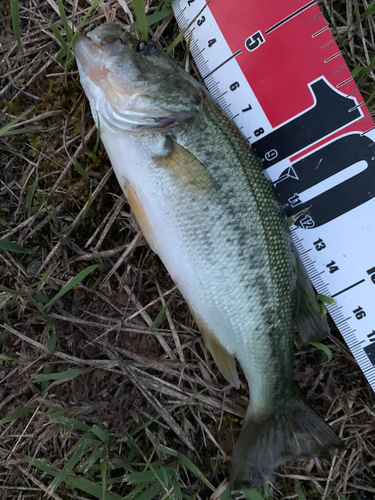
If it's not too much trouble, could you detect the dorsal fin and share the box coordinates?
[295,256,331,343]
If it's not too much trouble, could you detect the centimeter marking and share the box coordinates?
[172,0,375,391]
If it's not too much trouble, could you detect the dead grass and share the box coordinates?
[0,0,375,499]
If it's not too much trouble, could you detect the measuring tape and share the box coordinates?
[171,0,375,391]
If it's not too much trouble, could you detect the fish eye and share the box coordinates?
[135,41,157,56]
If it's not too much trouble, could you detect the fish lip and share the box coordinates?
[73,31,105,70]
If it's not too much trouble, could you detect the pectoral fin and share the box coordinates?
[194,315,240,389]
[155,137,219,192]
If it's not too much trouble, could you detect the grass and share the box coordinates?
[1,0,375,499]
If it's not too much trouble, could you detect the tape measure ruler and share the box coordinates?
[171,0,375,391]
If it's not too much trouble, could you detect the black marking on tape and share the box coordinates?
[347,89,361,98]
[351,340,366,347]
[312,26,329,37]
[361,125,375,136]
[334,65,347,74]
[348,102,365,112]
[202,49,242,79]
[265,1,315,34]
[331,279,366,298]
[309,13,322,22]
[337,77,353,88]
[325,51,341,63]
[336,317,352,326]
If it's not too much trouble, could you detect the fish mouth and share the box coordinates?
[73,31,151,129]
[74,32,123,92]
[73,25,203,132]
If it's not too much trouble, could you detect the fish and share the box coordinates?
[73,23,342,490]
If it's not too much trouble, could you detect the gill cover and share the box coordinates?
[73,23,203,130]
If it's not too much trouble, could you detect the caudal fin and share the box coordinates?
[231,398,342,490]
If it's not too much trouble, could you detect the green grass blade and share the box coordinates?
[1,401,39,424]
[159,446,215,491]
[173,476,182,500]
[113,444,136,469]
[101,452,108,500]
[41,365,50,391]
[49,436,90,492]
[26,178,38,213]
[361,3,375,18]
[50,414,90,432]
[181,36,192,69]
[220,490,232,500]
[57,0,72,41]
[51,24,68,51]
[317,293,336,305]
[43,264,100,309]
[167,28,187,55]
[92,425,109,444]
[0,108,33,137]
[33,368,87,382]
[131,388,207,436]
[79,183,93,221]
[132,0,148,40]
[1,126,38,136]
[351,66,364,79]
[297,485,306,500]
[133,483,163,500]
[309,341,333,362]
[243,488,266,500]
[24,456,121,500]
[0,354,15,361]
[45,317,56,352]
[150,288,178,330]
[77,447,103,473]
[131,8,173,30]
[73,158,90,182]
[10,0,22,49]
[0,239,38,255]
[127,468,175,485]
[0,295,10,309]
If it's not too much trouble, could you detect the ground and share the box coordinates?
[0,1,375,499]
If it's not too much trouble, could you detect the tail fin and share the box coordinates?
[231,397,342,490]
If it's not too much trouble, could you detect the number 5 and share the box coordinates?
[245,31,265,51]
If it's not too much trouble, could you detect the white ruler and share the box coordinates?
[171,0,375,391]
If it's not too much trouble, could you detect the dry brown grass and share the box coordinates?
[1,1,375,499]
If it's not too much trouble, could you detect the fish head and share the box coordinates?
[73,23,203,132]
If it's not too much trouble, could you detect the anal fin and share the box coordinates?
[194,315,240,389]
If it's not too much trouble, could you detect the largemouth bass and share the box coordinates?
[74,23,341,489]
